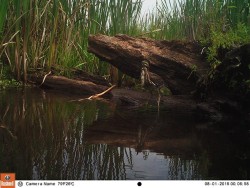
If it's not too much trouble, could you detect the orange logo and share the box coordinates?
[0,173,15,188]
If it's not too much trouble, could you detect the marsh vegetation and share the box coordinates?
[0,0,249,86]
[0,0,250,180]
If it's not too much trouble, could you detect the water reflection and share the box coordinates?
[0,88,249,180]
[124,149,206,180]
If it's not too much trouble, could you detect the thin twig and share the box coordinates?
[39,71,51,86]
[87,85,116,100]
[70,85,116,102]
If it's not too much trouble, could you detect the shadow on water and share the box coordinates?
[0,88,249,180]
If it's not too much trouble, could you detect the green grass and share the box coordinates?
[0,0,249,83]
[140,0,249,41]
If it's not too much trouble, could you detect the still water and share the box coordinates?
[0,88,249,180]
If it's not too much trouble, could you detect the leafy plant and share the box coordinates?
[206,23,250,67]
[0,64,21,88]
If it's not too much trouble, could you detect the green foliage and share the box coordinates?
[160,86,172,96]
[206,23,250,67]
[0,79,21,89]
[0,64,21,89]
[202,24,250,95]
[201,21,250,95]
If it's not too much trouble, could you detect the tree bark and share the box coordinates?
[88,34,209,94]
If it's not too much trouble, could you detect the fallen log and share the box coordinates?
[28,74,113,97]
[28,72,248,123]
[88,34,209,94]
[51,66,110,86]
[27,38,250,124]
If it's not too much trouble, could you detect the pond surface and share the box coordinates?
[0,88,249,180]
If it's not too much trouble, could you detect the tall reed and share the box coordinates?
[0,0,8,35]
[143,0,250,41]
[0,0,143,81]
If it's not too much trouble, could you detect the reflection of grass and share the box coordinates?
[168,156,209,180]
[0,88,132,179]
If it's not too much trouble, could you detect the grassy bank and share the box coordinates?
[0,0,249,86]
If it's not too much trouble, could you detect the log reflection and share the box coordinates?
[1,88,249,180]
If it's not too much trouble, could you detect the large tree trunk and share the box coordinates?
[88,34,209,94]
